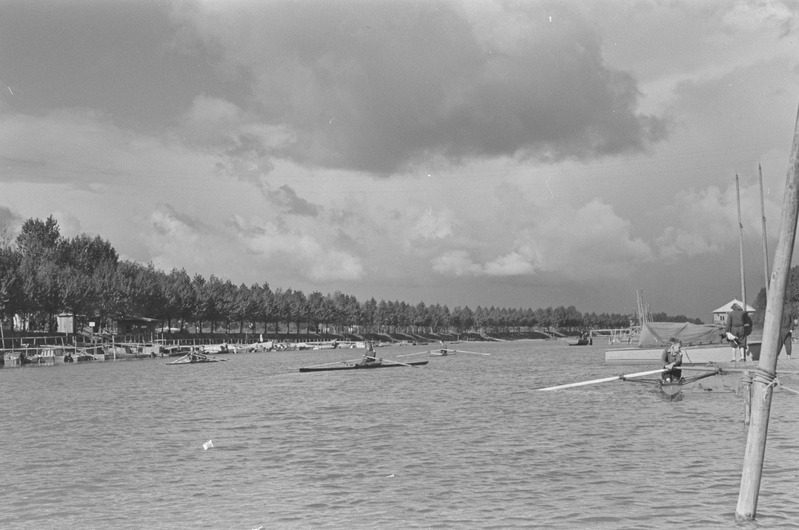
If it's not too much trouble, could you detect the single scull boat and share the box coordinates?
[299,360,429,372]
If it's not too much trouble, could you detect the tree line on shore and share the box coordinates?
[1,216,703,336]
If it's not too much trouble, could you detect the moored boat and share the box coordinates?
[604,321,761,364]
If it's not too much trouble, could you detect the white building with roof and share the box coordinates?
[712,299,756,326]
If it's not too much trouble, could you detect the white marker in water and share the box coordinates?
[203,439,214,450]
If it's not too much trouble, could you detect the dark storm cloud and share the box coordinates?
[182,1,667,174]
[268,185,321,217]
[0,0,250,130]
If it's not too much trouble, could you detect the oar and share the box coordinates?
[305,357,363,368]
[455,350,491,356]
[538,368,668,391]
[397,351,428,357]
[375,357,419,368]
[678,365,799,374]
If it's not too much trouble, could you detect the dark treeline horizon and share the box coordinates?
[1,216,704,335]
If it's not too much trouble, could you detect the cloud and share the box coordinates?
[150,203,212,239]
[0,206,24,243]
[50,211,82,239]
[654,181,782,260]
[484,251,538,276]
[180,95,282,181]
[267,185,320,217]
[721,1,797,35]
[411,208,455,241]
[432,250,482,276]
[175,1,666,173]
[431,195,652,281]
[238,216,364,282]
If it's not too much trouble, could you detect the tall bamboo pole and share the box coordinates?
[736,174,747,311]
[759,164,770,294]
[736,102,799,521]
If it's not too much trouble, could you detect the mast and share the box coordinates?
[736,174,747,310]
[759,164,770,295]
[736,102,799,520]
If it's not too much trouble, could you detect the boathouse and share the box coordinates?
[712,299,756,326]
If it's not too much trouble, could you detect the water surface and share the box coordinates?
[2,340,798,529]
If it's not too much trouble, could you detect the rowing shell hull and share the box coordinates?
[168,356,224,365]
[299,360,429,372]
[659,380,684,396]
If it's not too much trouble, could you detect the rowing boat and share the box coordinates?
[625,367,724,396]
[299,360,429,372]
[168,352,226,365]
[659,379,685,397]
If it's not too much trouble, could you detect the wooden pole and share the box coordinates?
[736,101,799,521]
[741,371,753,427]
[736,173,747,312]
[759,163,770,295]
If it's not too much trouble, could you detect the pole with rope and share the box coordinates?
[735,101,799,521]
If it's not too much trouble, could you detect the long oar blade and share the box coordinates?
[379,357,418,368]
[306,357,363,368]
[456,350,491,355]
[538,368,667,391]
[397,351,430,358]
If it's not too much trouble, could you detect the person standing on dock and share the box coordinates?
[725,303,752,361]
[661,338,684,383]
[780,309,793,359]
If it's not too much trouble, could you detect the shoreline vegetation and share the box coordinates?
[0,328,554,350]
[2,216,662,344]
[0,328,557,367]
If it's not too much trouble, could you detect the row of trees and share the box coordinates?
[1,216,669,336]
[751,266,799,328]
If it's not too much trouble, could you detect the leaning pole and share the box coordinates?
[736,101,799,521]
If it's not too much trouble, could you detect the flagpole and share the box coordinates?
[759,163,770,294]
[736,173,747,311]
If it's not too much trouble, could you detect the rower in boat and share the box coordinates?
[357,341,381,366]
[660,337,684,383]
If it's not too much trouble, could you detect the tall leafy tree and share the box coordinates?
[92,260,125,328]
[306,291,326,333]
[254,282,275,334]
[58,233,118,274]
[289,289,307,334]
[162,269,196,331]
[0,244,22,330]
[16,216,60,258]
[57,265,94,317]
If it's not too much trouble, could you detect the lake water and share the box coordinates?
[2,340,798,529]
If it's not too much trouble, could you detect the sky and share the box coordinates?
[1,0,799,322]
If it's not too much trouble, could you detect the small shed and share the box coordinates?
[57,314,76,334]
[114,316,159,335]
[712,299,756,326]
